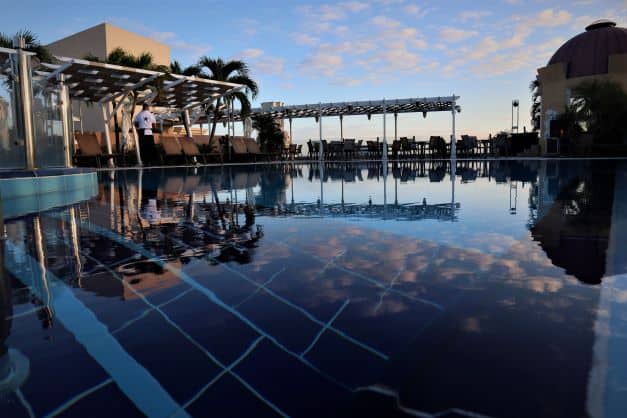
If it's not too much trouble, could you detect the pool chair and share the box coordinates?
[229,136,251,161]
[192,135,223,163]
[179,137,210,164]
[160,136,186,165]
[429,136,447,157]
[244,137,268,161]
[74,132,118,168]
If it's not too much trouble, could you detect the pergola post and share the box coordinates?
[318,102,323,162]
[340,114,343,142]
[382,99,387,164]
[394,112,398,141]
[182,109,192,138]
[57,73,73,168]
[451,103,457,159]
[289,117,293,146]
[101,104,115,168]
[15,39,36,169]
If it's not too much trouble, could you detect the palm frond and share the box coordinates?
[228,75,259,98]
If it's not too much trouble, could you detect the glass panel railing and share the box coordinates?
[0,52,25,169]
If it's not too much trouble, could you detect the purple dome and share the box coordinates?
[548,20,627,78]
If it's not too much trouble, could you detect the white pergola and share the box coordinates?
[215,96,462,160]
[37,57,243,167]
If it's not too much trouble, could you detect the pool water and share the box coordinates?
[1,159,626,418]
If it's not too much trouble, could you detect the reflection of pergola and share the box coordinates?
[215,96,462,158]
[37,56,243,166]
[262,202,460,221]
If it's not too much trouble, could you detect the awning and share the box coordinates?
[212,96,461,122]
[37,56,241,110]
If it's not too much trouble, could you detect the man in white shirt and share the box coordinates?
[134,103,157,165]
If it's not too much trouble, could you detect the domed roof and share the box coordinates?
[548,20,627,78]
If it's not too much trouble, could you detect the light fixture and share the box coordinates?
[367,113,371,120]
[423,111,427,118]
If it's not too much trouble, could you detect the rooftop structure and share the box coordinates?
[537,19,627,153]
[47,23,171,66]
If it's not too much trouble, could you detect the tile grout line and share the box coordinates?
[53,214,358,391]
[166,232,389,361]
[44,379,114,418]
[79,250,289,417]
[301,299,350,357]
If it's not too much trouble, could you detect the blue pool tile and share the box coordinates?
[7,314,109,417]
[54,381,144,418]
[186,374,280,418]
[161,289,260,365]
[235,339,350,418]
[237,292,321,353]
[114,311,222,403]
[305,330,388,389]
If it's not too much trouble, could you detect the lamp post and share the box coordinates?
[511,99,520,134]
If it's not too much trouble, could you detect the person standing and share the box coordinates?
[134,103,157,165]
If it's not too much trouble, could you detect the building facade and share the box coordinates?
[536,19,627,153]
[47,23,170,66]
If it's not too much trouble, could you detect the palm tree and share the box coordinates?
[169,60,201,77]
[252,114,283,153]
[87,47,168,72]
[529,78,541,132]
[571,80,627,144]
[197,57,258,141]
[0,29,53,63]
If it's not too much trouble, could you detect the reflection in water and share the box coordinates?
[0,160,625,418]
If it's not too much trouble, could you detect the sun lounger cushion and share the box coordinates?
[179,137,200,156]
[230,137,248,154]
[245,138,261,154]
[76,133,102,156]
[161,136,183,155]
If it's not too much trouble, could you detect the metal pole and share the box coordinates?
[451,104,457,159]
[289,117,293,147]
[318,102,323,163]
[101,104,115,168]
[394,112,398,141]
[340,114,343,142]
[15,40,36,169]
[182,109,192,138]
[382,99,387,164]
[57,74,73,168]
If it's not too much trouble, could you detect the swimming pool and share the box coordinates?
[1,159,626,418]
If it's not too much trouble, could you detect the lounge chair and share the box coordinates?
[74,132,118,168]
[429,136,447,157]
[161,136,186,165]
[343,139,356,159]
[229,136,250,161]
[244,137,267,161]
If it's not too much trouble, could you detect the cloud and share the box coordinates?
[255,56,286,75]
[236,49,285,76]
[370,15,402,29]
[440,27,479,42]
[293,33,320,46]
[239,48,264,59]
[535,9,573,27]
[459,10,492,22]
[300,51,343,77]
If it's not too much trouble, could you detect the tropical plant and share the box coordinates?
[85,47,168,72]
[169,60,201,77]
[530,78,541,132]
[252,114,284,153]
[197,57,259,141]
[0,29,53,63]
[570,80,627,144]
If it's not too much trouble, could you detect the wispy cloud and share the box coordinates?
[440,27,479,42]
[459,10,492,22]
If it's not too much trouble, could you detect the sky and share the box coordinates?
[1,0,626,142]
